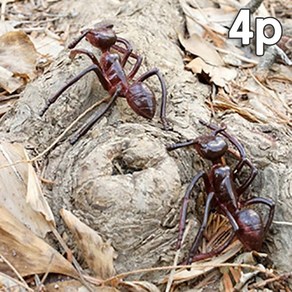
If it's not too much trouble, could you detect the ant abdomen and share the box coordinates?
[126,82,156,119]
[235,209,264,251]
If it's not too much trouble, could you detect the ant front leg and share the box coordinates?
[137,68,172,130]
[68,29,91,49]
[40,64,111,116]
[69,49,102,71]
[166,140,196,152]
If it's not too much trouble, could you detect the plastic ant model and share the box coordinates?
[40,24,171,144]
[167,120,275,264]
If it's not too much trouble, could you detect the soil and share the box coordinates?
[0,0,291,289]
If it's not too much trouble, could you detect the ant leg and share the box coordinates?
[40,64,111,116]
[234,159,258,195]
[69,85,121,144]
[136,68,171,130]
[177,171,209,250]
[187,202,239,264]
[242,197,275,234]
[113,37,143,79]
[199,120,258,195]
[68,29,91,49]
[69,49,102,71]
[187,191,215,264]
[166,140,196,152]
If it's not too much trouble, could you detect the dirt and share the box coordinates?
[0,0,291,288]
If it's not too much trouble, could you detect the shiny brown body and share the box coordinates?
[167,120,275,264]
[40,24,170,144]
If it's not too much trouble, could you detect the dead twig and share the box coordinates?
[249,272,292,289]
[273,221,292,227]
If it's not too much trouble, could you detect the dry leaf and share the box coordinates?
[60,208,116,279]
[186,57,237,87]
[0,65,23,93]
[22,148,55,225]
[0,142,54,237]
[0,31,38,93]
[180,0,235,36]
[31,35,64,58]
[0,206,78,278]
[179,33,224,66]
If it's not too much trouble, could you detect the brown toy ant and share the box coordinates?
[40,24,171,144]
[167,120,275,264]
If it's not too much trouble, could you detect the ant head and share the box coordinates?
[194,129,228,161]
[83,24,117,51]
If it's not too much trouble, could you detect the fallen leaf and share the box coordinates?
[186,57,237,87]
[0,65,23,93]
[0,31,38,93]
[23,148,55,225]
[0,142,54,237]
[180,0,236,36]
[179,33,224,66]
[31,35,64,58]
[0,206,78,278]
[60,209,116,279]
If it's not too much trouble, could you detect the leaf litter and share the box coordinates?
[0,144,161,291]
[179,0,291,126]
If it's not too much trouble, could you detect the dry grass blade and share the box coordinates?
[60,208,116,279]
[120,281,160,292]
[0,142,54,237]
[0,271,32,292]
[45,279,119,292]
[160,240,243,284]
[206,95,268,123]
[0,206,78,278]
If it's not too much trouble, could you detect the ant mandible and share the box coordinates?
[167,120,275,264]
[40,24,171,144]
